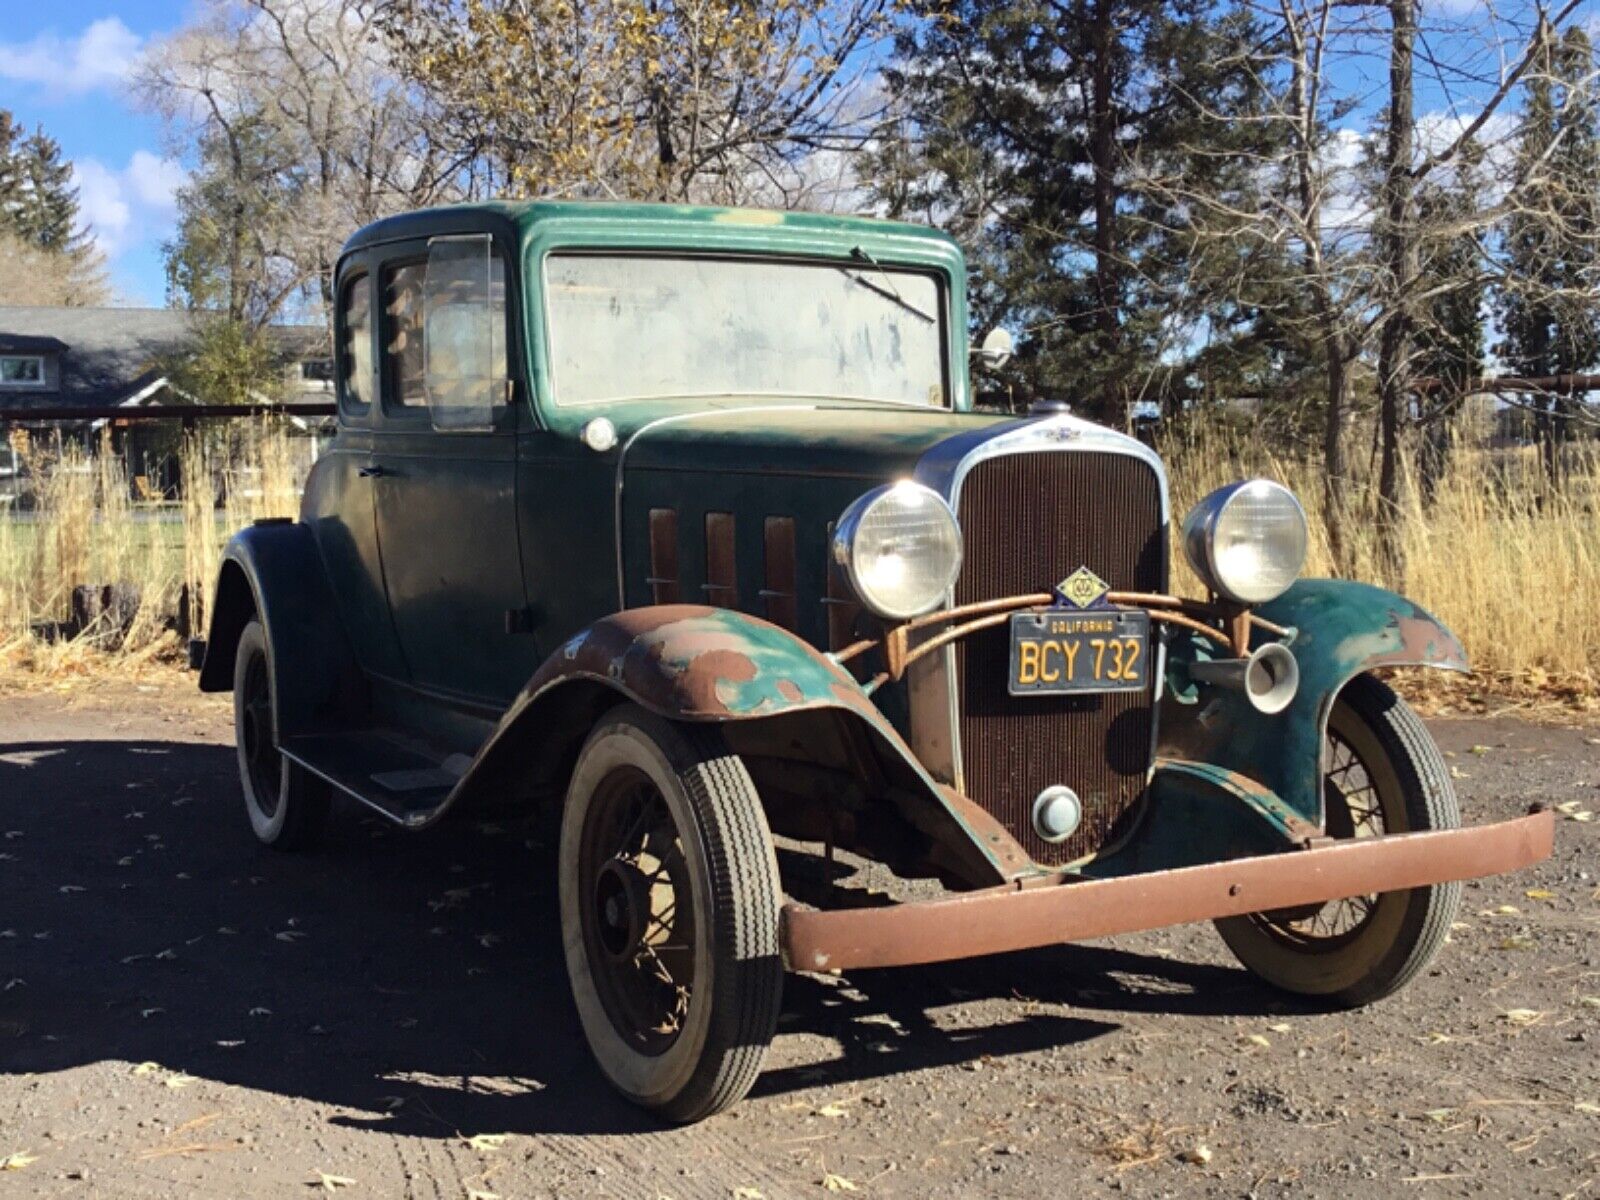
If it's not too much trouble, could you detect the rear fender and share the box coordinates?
[1159,579,1467,830]
[448,605,1026,884]
[196,522,359,738]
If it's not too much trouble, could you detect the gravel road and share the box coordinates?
[0,680,1596,1198]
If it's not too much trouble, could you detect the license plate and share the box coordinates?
[1007,610,1150,696]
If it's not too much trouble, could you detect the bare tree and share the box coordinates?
[136,0,466,323]
[374,0,896,206]
[1133,0,1588,572]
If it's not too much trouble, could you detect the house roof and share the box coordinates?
[0,306,327,412]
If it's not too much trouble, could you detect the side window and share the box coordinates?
[338,271,371,412]
[380,237,507,430]
[382,260,428,410]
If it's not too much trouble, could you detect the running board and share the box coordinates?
[279,730,470,827]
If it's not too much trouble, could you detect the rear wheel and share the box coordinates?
[232,620,330,851]
[559,704,783,1123]
[1216,673,1460,1006]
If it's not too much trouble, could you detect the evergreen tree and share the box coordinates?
[0,108,106,304]
[1495,22,1600,477]
[873,0,1280,424]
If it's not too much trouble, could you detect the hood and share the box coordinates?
[618,402,1018,481]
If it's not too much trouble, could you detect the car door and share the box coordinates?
[368,233,535,705]
[302,255,409,683]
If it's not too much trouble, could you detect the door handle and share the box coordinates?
[358,465,387,478]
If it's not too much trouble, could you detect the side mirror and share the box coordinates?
[973,327,1014,371]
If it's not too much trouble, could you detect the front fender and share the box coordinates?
[1159,579,1467,830]
[196,521,358,738]
[449,605,1028,883]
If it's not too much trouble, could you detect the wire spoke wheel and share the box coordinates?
[578,769,698,1057]
[1252,725,1390,949]
[1215,673,1461,1007]
[239,651,282,821]
[231,620,329,851]
[559,704,783,1123]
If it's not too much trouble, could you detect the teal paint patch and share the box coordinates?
[1157,579,1467,830]
[453,604,1026,883]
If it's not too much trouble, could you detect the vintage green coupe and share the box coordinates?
[197,201,1552,1122]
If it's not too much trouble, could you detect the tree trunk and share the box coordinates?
[1321,348,1348,570]
[1088,0,1122,426]
[1375,0,1417,584]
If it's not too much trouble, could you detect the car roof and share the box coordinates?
[340,199,957,259]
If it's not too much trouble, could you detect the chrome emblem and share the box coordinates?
[1056,565,1110,609]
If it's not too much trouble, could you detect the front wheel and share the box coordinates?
[1216,673,1461,1007]
[232,620,330,851]
[559,704,784,1123]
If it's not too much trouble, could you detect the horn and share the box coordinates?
[1188,642,1299,715]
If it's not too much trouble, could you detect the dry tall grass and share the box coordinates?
[1162,421,1600,698]
[1,416,1595,703]
[0,421,310,680]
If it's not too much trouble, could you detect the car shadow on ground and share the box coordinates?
[0,737,1292,1138]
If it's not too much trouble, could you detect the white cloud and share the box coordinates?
[70,152,185,261]
[126,150,185,211]
[0,17,142,98]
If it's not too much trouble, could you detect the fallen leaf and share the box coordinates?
[733,1189,764,1199]
[1500,1008,1546,1027]
[58,884,85,894]
[466,1190,500,1200]
[131,1061,162,1075]
[815,1103,849,1119]
[1579,997,1600,1009]
[1498,935,1536,951]
[1575,1102,1600,1115]
[1420,1031,1455,1045]
[1267,1022,1292,1034]
[314,1171,357,1192]
[1178,1144,1213,1165]
[1524,889,1556,901]
[1469,744,1491,755]
[821,1172,858,1192]
[1569,811,1594,822]
[165,1073,197,1089]
[0,1152,37,1170]
[1555,801,1582,814]
[464,1133,507,1152]
[275,931,307,943]
[141,1007,164,1018]
[1244,1034,1271,1048]
[1422,1107,1457,1124]
[1448,765,1469,780]
[248,1007,272,1017]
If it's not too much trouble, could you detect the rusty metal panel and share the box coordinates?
[704,511,738,607]
[780,808,1555,972]
[763,516,799,631]
[648,508,680,605]
[953,451,1165,864]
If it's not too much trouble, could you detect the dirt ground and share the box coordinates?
[0,678,1596,1199]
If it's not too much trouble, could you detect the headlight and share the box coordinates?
[833,481,963,620]
[1182,480,1308,605]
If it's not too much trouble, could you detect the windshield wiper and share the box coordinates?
[844,246,936,325]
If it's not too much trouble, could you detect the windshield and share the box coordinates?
[544,252,948,408]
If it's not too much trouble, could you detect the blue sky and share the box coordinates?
[0,3,187,306]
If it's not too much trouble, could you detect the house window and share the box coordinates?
[0,356,44,387]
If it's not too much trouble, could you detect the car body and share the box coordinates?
[198,201,1552,1122]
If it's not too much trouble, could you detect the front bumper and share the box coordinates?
[779,807,1554,973]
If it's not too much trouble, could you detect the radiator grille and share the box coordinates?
[953,450,1165,865]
